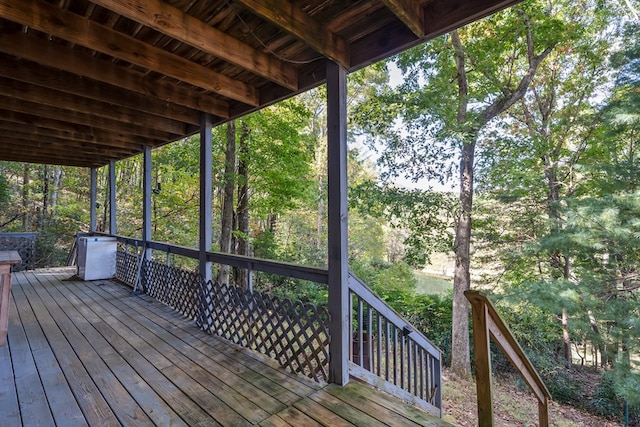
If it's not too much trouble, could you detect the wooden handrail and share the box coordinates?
[465,290,551,426]
[92,233,329,284]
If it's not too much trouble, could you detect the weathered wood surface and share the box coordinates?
[1,268,452,426]
[0,250,21,346]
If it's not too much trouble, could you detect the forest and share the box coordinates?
[1,0,640,423]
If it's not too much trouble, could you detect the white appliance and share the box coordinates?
[77,236,117,280]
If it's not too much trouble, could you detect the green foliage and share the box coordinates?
[350,181,455,266]
[350,258,416,299]
[0,173,8,209]
[403,293,453,358]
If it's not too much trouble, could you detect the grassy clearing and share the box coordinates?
[413,270,452,296]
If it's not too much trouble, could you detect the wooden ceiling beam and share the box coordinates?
[0,96,181,141]
[0,77,188,136]
[3,130,138,157]
[381,0,426,37]
[0,150,105,168]
[0,0,259,106]
[0,120,153,150]
[0,95,178,141]
[234,0,349,68]
[423,0,522,40]
[0,33,230,118]
[0,55,200,126]
[0,141,118,165]
[0,141,136,162]
[91,0,298,91]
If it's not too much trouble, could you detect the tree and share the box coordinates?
[475,2,617,366]
[218,121,236,285]
[355,2,565,375]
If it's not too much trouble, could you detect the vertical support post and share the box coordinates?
[142,145,153,261]
[470,301,494,426]
[199,113,213,283]
[90,167,97,233]
[109,160,117,235]
[538,396,549,427]
[326,60,349,386]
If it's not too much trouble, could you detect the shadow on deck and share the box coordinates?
[1,268,452,426]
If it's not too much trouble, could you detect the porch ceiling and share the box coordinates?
[0,0,520,168]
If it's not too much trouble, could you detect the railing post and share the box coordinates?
[199,113,213,283]
[539,396,549,427]
[109,160,117,235]
[326,60,349,386]
[142,145,153,262]
[90,167,97,233]
[469,298,494,426]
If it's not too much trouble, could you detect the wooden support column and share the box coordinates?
[199,113,213,282]
[90,167,97,233]
[142,145,152,260]
[109,160,117,235]
[326,60,349,386]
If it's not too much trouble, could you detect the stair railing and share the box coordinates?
[348,272,443,417]
[465,290,551,427]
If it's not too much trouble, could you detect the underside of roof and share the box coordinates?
[0,0,521,168]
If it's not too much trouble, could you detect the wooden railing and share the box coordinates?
[349,273,443,417]
[465,290,551,427]
[89,233,443,414]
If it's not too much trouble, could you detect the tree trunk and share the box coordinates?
[447,18,553,374]
[543,154,573,367]
[51,167,62,211]
[217,121,236,285]
[235,122,251,290]
[451,139,475,375]
[22,164,30,231]
[450,29,473,376]
[40,164,50,229]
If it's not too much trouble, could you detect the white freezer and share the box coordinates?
[77,236,117,280]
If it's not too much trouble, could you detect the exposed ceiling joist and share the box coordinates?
[381,0,426,37]
[0,97,180,141]
[0,0,259,106]
[234,0,349,68]
[0,33,230,119]
[424,0,522,39]
[0,56,201,126]
[90,0,299,91]
[0,77,188,135]
[0,120,154,149]
[8,132,137,157]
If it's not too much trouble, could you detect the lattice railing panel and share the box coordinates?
[200,280,330,382]
[116,249,138,287]
[0,232,36,271]
[144,260,200,321]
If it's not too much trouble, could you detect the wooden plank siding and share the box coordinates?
[0,268,452,427]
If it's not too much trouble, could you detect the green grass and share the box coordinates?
[413,270,452,296]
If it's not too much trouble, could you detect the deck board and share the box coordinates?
[8,286,86,427]
[1,268,452,427]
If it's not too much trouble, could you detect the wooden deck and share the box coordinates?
[1,268,451,427]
